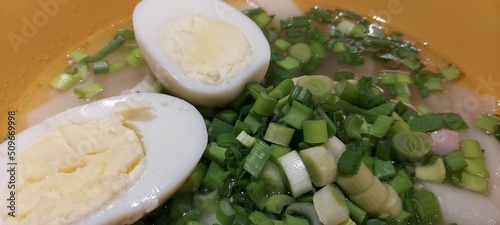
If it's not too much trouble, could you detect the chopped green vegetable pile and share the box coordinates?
[130,7,492,225]
[41,4,498,225]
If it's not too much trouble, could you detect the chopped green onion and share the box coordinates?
[258,161,288,195]
[336,19,356,35]
[368,115,394,139]
[391,131,433,162]
[309,42,328,58]
[412,191,442,224]
[296,75,334,103]
[337,147,363,176]
[278,150,313,198]
[265,194,296,214]
[374,159,397,181]
[84,35,124,63]
[243,139,272,177]
[347,200,366,225]
[93,60,110,74]
[253,11,273,28]
[73,82,104,99]
[263,122,295,147]
[334,80,359,105]
[178,163,207,193]
[68,48,89,62]
[332,41,347,52]
[236,130,257,148]
[313,184,350,225]
[289,43,312,62]
[299,146,337,186]
[336,163,374,195]
[204,142,228,166]
[203,161,227,189]
[276,56,301,70]
[426,76,442,92]
[443,150,467,172]
[474,112,500,133]
[268,79,294,99]
[283,101,313,129]
[439,65,461,80]
[344,114,367,140]
[208,118,234,142]
[389,170,413,196]
[415,158,446,183]
[109,61,126,72]
[251,91,278,117]
[246,180,268,210]
[303,120,328,144]
[274,38,292,51]
[270,144,291,164]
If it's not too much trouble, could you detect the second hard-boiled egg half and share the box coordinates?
[133,0,271,106]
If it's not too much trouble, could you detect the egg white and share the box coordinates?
[0,93,207,225]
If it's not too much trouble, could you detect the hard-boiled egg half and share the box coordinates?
[0,93,207,225]
[133,0,271,106]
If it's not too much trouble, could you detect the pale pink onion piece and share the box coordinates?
[430,129,460,155]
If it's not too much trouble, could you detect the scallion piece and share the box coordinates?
[265,194,296,214]
[276,56,301,70]
[236,130,257,148]
[208,118,234,141]
[389,170,413,196]
[263,122,295,147]
[296,75,334,103]
[337,147,363,176]
[68,48,89,62]
[289,43,312,62]
[258,161,288,195]
[344,114,367,140]
[332,41,347,52]
[73,82,104,99]
[426,76,442,92]
[109,61,126,72]
[369,115,394,139]
[415,158,446,183]
[84,35,124,63]
[246,180,268,210]
[374,159,397,181]
[278,150,313,198]
[203,161,227,189]
[391,131,432,162]
[460,172,487,193]
[299,146,337,186]
[412,191,442,224]
[283,100,313,129]
[251,91,278,117]
[243,139,272,177]
[289,85,313,105]
[268,79,294,99]
[253,11,272,28]
[93,60,110,74]
[203,142,228,166]
[270,144,291,164]
[439,65,461,80]
[313,184,350,225]
[474,112,500,133]
[336,19,356,35]
[303,120,328,144]
[310,42,328,58]
[50,72,82,90]
[274,39,291,51]
[443,150,467,172]
[334,80,359,105]
[347,200,366,224]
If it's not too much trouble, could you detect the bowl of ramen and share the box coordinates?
[1,0,499,224]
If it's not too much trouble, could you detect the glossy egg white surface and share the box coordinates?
[0,93,207,224]
[133,0,270,106]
